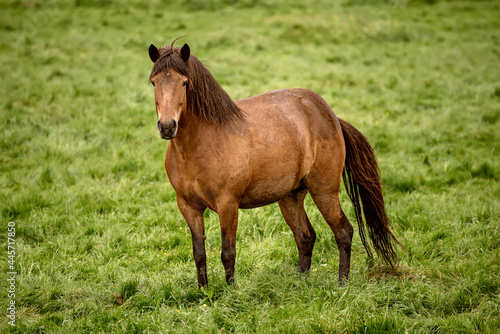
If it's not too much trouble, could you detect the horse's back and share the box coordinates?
[237,88,342,139]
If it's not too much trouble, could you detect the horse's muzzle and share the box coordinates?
[157,119,177,140]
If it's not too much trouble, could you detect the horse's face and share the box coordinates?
[150,69,189,140]
[149,43,191,140]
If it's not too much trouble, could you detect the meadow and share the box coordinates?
[0,0,499,332]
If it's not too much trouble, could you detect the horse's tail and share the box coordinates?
[338,118,402,267]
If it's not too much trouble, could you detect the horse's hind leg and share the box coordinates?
[278,189,316,274]
[306,180,354,283]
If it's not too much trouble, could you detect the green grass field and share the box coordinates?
[1,0,499,332]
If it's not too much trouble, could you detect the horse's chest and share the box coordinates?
[165,152,232,209]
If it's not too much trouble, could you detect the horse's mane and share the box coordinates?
[149,45,244,126]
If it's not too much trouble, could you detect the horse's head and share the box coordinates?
[149,43,191,140]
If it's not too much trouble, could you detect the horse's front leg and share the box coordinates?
[177,195,208,287]
[217,199,239,284]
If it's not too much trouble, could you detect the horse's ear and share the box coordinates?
[149,44,160,63]
[179,43,190,62]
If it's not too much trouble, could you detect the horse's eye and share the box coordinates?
[151,81,156,87]
[182,80,189,87]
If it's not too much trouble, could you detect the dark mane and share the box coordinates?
[149,45,244,126]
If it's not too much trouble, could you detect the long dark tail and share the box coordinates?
[339,118,402,267]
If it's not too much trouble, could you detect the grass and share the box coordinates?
[1,0,499,332]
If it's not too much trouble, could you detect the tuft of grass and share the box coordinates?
[117,277,139,304]
[472,162,497,180]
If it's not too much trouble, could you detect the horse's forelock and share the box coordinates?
[149,46,188,80]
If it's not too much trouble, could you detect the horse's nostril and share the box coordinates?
[157,119,176,130]
[157,119,178,140]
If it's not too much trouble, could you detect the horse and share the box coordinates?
[148,41,402,287]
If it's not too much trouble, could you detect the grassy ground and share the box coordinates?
[1,0,499,332]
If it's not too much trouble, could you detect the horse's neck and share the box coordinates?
[171,114,210,153]
[172,112,245,157]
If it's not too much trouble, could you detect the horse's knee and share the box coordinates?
[221,247,236,266]
[192,236,206,260]
[300,229,316,256]
[194,250,206,267]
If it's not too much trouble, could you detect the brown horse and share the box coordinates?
[148,42,402,287]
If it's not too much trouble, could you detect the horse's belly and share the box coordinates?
[238,174,305,209]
